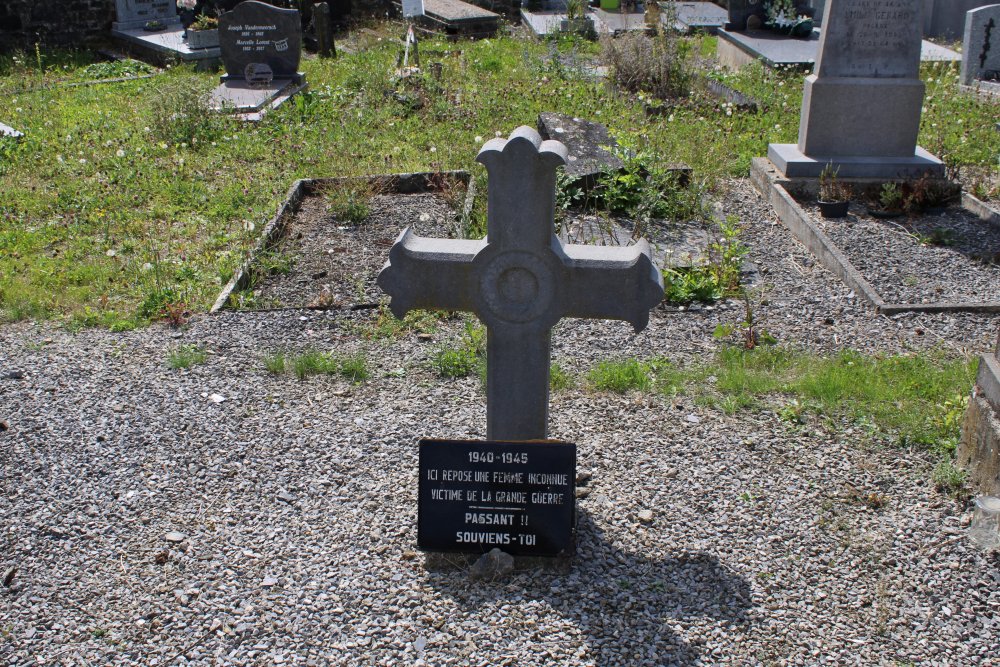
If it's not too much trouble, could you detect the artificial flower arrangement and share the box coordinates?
[763,0,813,37]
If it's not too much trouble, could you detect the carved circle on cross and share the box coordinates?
[475,248,560,326]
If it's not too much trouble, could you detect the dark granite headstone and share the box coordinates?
[418,439,576,556]
[113,0,180,31]
[219,1,301,81]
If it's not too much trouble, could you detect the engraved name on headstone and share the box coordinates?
[377,126,663,441]
[219,0,302,81]
[814,0,921,78]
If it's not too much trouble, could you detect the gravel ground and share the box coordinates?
[808,202,1000,305]
[2,179,999,666]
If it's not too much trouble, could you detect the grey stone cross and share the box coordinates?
[377,126,664,441]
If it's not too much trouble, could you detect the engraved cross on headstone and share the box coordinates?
[377,126,664,441]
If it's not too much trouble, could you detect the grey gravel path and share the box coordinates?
[2,179,998,666]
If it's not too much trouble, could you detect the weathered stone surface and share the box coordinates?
[536,112,623,188]
[961,4,1000,85]
[377,127,663,440]
[768,0,944,179]
[673,1,728,33]
[219,1,302,81]
[113,0,179,31]
[815,0,921,78]
[959,368,1000,497]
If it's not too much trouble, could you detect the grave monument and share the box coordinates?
[960,4,1000,97]
[767,0,945,179]
[111,0,222,68]
[210,1,308,120]
[378,127,663,555]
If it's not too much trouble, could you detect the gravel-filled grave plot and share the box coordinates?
[803,202,1000,305]
[244,188,466,311]
[3,179,1000,666]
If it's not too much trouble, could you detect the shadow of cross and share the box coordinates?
[377,126,664,440]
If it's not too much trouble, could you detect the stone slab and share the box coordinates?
[716,27,960,70]
[113,0,180,31]
[210,78,307,120]
[0,122,22,138]
[961,4,1000,85]
[671,1,729,33]
[111,27,222,64]
[767,143,945,179]
[558,216,709,269]
[797,75,924,157]
[536,112,623,187]
[424,0,498,22]
[520,4,650,37]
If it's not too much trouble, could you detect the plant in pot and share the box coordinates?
[186,13,220,49]
[867,182,905,218]
[817,163,851,218]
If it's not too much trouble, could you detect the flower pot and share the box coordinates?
[866,207,904,219]
[817,199,849,218]
[186,28,220,50]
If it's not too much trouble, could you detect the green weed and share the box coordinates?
[263,352,286,374]
[550,362,575,391]
[932,458,967,498]
[167,344,207,369]
[292,350,340,380]
[588,359,654,393]
[432,320,485,378]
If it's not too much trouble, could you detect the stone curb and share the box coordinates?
[750,157,1000,315]
[210,170,474,313]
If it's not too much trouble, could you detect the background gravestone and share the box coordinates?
[726,0,812,30]
[924,0,995,39]
[219,0,302,81]
[113,0,180,31]
[767,0,944,178]
[961,4,1000,87]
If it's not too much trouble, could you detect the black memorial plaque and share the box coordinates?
[219,1,302,80]
[418,439,576,557]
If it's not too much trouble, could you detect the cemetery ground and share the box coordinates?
[2,18,1000,666]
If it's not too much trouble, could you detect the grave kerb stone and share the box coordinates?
[377,127,664,441]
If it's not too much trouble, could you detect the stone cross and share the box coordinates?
[377,127,664,441]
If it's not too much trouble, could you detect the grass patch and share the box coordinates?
[167,344,207,369]
[431,320,485,378]
[588,358,655,393]
[550,362,575,391]
[0,29,996,327]
[269,349,371,382]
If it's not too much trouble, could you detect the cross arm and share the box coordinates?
[559,240,664,333]
[376,228,484,319]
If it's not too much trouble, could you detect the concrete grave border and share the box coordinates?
[751,157,1000,315]
[211,170,475,313]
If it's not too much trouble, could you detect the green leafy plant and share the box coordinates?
[323,179,383,225]
[167,344,207,369]
[932,458,966,498]
[189,15,218,31]
[432,320,485,378]
[263,352,286,374]
[879,182,903,210]
[713,289,776,349]
[663,215,747,305]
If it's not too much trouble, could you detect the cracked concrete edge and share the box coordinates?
[209,171,473,314]
[751,157,1000,315]
[962,191,1000,228]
